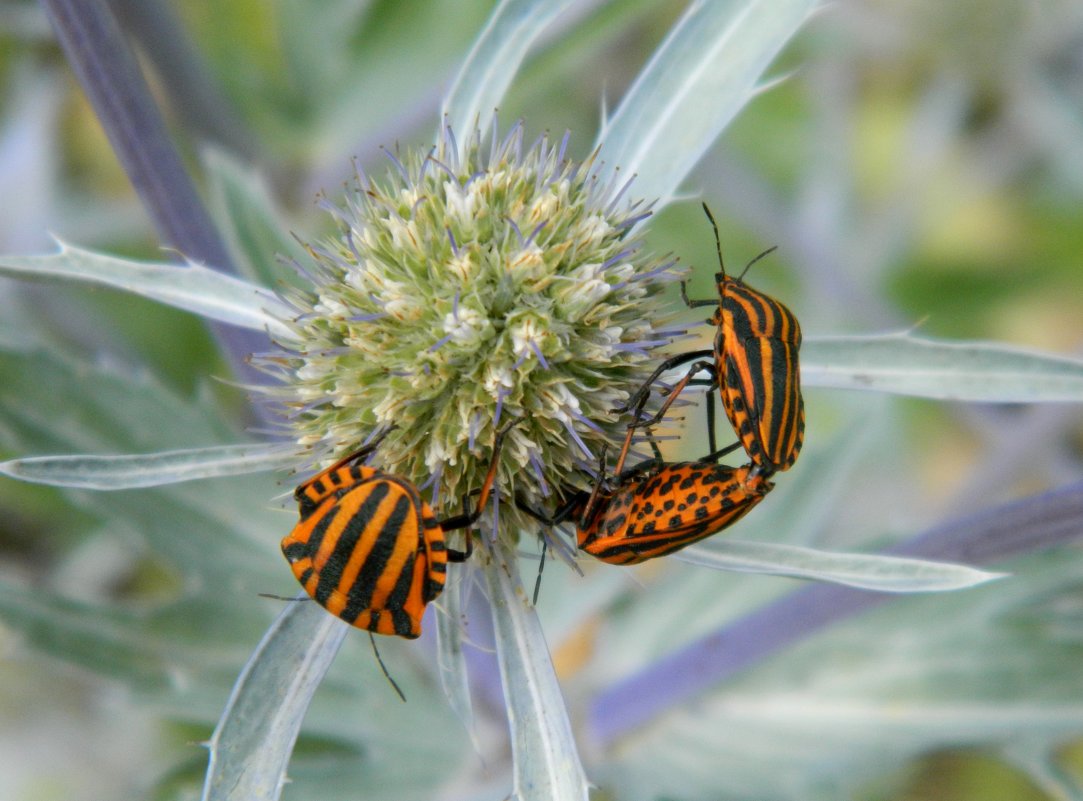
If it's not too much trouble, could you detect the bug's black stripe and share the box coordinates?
[724,283,769,340]
[773,342,803,465]
[292,498,341,562]
[383,526,420,606]
[717,283,803,471]
[340,492,414,613]
[391,606,416,638]
[383,557,420,635]
[314,482,392,607]
[761,337,786,460]
[729,281,800,339]
[424,575,445,603]
[343,543,416,627]
[297,494,318,520]
[383,540,420,613]
[747,337,800,468]
[739,333,768,424]
[282,541,310,561]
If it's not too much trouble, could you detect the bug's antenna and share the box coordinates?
[701,202,726,277]
[737,245,778,282]
[369,632,406,703]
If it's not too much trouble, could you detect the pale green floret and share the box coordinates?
[265,122,683,537]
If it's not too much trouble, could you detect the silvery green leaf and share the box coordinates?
[203,600,348,801]
[1000,741,1083,801]
[435,568,478,747]
[675,539,1006,592]
[0,442,297,490]
[299,2,492,162]
[203,147,308,291]
[668,393,891,548]
[441,0,579,142]
[483,538,589,801]
[594,549,1083,801]
[583,397,895,684]
[0,578,250,698]
[802,333,1083,401]
[596,0,817,206]
[0,242,296,339]
[0,345,285,589]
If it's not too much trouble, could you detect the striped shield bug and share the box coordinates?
[615,203,804,474]
[281,421,515,638]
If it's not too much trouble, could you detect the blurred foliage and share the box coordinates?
[1,1,1082,800]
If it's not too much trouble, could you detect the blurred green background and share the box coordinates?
[1,1,1082,799]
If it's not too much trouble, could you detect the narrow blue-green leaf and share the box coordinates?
[0,242,296,338]
[595,0,817,205]
[0,442,297,490]
[676,539,1007,592]
[597,549,1083,801]
[441,0,578,142]
[435,569,479,749]
[202,600,348,801]
[802,333,1083,401]
[483,538,588,801]
[203,147,308,291]
[1000,742,1083,801]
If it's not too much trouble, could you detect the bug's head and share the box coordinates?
[744,463,776,494]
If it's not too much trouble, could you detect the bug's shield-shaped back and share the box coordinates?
[281,474,446,639]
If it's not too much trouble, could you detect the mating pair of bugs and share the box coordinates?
[280,204,805,641]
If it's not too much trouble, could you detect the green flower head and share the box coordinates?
[261,120,685,538]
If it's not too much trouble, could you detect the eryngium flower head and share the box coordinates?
[261,121,685,538]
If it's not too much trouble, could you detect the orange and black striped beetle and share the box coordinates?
[615,203,804,475]
[518,432,773,566]
[281,422,515,638]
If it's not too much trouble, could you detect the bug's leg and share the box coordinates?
[438,418,520,532]
[625,360,717,433]
[706,385,717,455]
[516,491,585,604]
[516,492,581,527]
[446,528,473,563]
[579,443,613,527]
[613,404,642,477]
[643,427,664,462]
[680,278,720,310]
[614,366,683,474]
[699,441,744,463]
[610,349,713,415]
[532,539,547,606]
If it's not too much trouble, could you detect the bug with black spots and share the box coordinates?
[280,422,515,639]
[519,430,773,566]
[615,202,805,475]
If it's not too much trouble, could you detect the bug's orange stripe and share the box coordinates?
[329,488,410,616]
[713,277,804,472]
